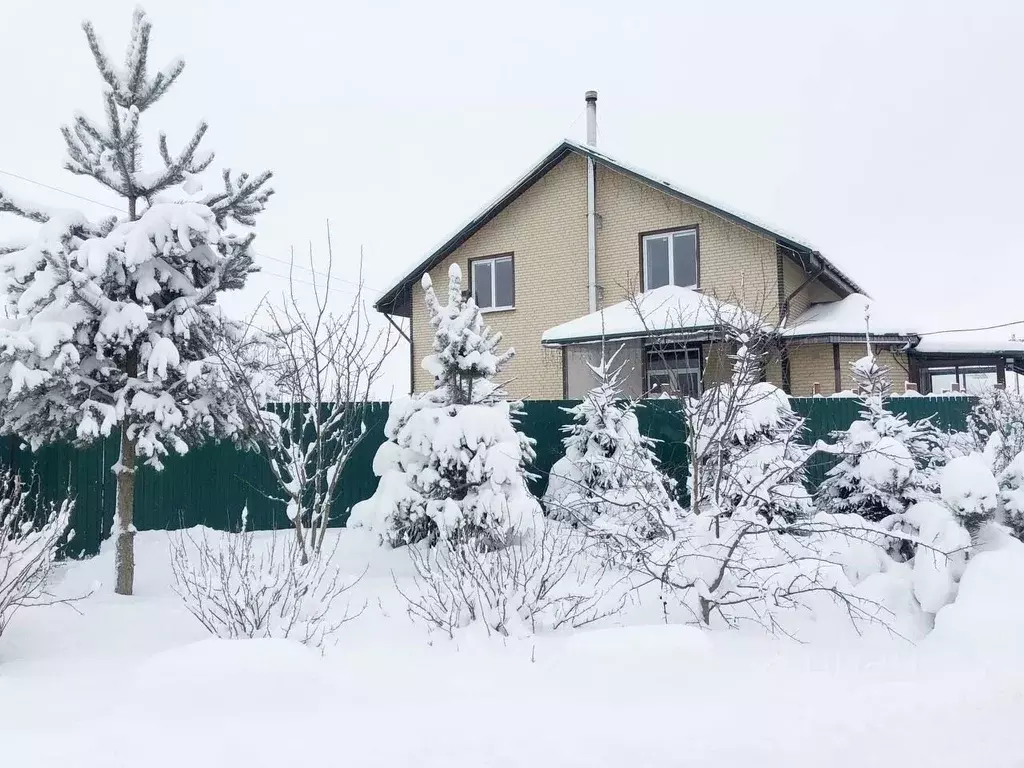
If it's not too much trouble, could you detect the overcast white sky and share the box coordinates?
[1,0,1021,392]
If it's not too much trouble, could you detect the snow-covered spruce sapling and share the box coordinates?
[225,235,396,564]
[687,328,813,526]
[0,9,272,595]
[817,351,945,525]
[0,471,75,639]
[544,346,677,539]
[350,264,541,550]
[940,454,998,536]
[998,452,1024,541]
[969,387,1024,474]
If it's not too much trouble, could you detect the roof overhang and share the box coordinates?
[784,333,915,346]
[910,350,1024,361]
[542,325,722,348]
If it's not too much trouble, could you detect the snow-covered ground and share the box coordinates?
[2,528,1022,768]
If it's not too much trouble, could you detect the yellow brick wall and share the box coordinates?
[594,165,782,322]
[780,255,842,325]
[835,344,910,394]
[786,342,910,396]
[806,280,842,306]
[700,341,786,390]
[703,342,731,388]
[411,153,589,399]
[788,342,836,396]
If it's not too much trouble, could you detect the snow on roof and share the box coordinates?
[783,294,1024,357]
[542,285,1024,359]
[915,325,1024,355]
[782,294,917,339]
[541,285,758,345]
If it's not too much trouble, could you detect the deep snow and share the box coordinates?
[2,529,1023,767]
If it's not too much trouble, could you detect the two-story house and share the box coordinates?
[375,93,1024,399]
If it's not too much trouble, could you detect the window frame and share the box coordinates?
[638,225,700,291]
[643,342,704,397]
[468,253,516,313]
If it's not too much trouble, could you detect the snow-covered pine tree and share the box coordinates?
[543,346,677,538]
[816,350,945,525]
[350,264,541,549]
[687,331,812,526]
[0,9,273,595]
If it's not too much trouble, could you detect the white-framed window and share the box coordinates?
[642,228,698,290]
[471,254,515,311]
[646,344,702,397]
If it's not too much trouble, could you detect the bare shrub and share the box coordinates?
[168,513,365,648]
[223,229,397,564]
[0,470,75,639]
[398,523,623,638]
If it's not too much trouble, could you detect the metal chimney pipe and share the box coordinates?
[585,90,599,312]
[585,90,598,146]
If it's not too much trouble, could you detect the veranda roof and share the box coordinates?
[540,285,758,346]
[545,288,1024,360]
[914,326,1024,356]
[781,293,916,339]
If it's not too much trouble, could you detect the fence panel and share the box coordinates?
[0,396,978,559]
[790,395,975,489]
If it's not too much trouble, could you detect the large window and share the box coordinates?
[646,344,702,397]
[642,228,698,290]
[925,364,998,394]
[471,254,515,311]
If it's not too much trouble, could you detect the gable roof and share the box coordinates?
[374,139,866,316]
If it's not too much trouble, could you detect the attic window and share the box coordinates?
[642,227,698,290]
[470,254,515,312]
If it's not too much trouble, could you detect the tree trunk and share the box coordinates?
[114,425,138,596]
[113,192,141,596]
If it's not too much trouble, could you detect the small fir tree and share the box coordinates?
[350,265,541,549]
[0,9,272,594]
[544,346,678,538]
[968,387,1024,474]
[940,454,998,536]
[817,350,945,524]
[688,331,812,526]
[997,451,1024,541]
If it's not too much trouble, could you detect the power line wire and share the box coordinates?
[258,269,365,298]
[916,319,1024,337]
[255,251,381,293]
[0,168,122,212]
[1,166,382,295]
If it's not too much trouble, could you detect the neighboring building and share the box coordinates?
[375,93,1024,399]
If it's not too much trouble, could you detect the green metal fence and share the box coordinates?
[0,396,976,559]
